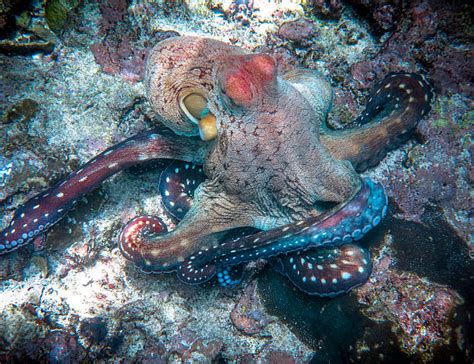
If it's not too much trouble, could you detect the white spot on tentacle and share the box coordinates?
[341,272,352,280]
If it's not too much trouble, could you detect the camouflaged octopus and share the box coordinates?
[0,36,433,296]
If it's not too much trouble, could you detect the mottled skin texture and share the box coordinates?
[135,37,361,272]
[1,36,433,296]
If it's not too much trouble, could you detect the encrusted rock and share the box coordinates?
[278,18,316,43]
[357,239,465,361]
[230,281,274,335]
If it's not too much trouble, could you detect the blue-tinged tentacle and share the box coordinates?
[130,160,385,291]
[211,177,386,266]
[276,244,372,297]
[178,177,386,283]
[1,130,209,255]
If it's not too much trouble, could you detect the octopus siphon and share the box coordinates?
[0,36,433,297]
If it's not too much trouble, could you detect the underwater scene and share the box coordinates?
[0,0,472,362]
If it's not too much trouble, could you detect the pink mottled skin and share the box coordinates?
[1,37,433,296]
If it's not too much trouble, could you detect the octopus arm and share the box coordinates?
[277,244,372,297]
[119,182,257,273]
[0,129,209,255]
[177,261,243,286]
[321,73,434,172]
[209,178,386,266]
[177,178,386,283]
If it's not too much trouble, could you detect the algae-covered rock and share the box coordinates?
[45,0,81,33]
[2,99,39,124]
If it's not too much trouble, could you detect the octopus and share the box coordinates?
[0,36,433,297]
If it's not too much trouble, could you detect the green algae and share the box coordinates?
[45,0,81,33]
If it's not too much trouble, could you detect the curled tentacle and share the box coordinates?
[0,129,209,255]
[177,177,386,284]
[320,73,434,172]
[159,160,206,220]
[276,244,372,297]
[119,215,168,267]
[119,176,257,273]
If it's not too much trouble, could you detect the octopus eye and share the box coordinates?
[179,93,217,142]
[180,93,208,123]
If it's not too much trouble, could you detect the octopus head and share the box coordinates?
[145,37,282,143]
[145,36,241,140]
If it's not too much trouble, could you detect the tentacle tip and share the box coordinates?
[119,215,167,264]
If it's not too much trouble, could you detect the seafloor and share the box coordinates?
[0,0,473,362]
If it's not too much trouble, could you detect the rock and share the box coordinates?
[42,331,86,363]
[306,0,343,19]
[357,239,465,361]
[78,316,108,345]
[347,0,405,31]
[1,99,39,125]
[278,18,316,43]
[230,281,273,335]
[45,0,82,33]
